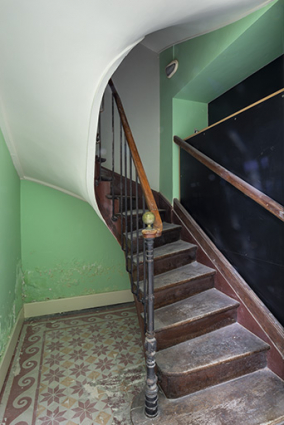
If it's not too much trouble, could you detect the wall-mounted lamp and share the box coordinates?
[165,60,179,78]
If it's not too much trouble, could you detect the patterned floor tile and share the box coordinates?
[0,304,145,424]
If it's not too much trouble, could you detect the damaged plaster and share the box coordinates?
[22,259,128,303]
[21,181,129,304]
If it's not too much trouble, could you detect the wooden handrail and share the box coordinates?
[109,79,163,237]
[184,88,284,142]
[174,136,284,222]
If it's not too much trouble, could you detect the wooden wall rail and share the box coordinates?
[174,136,284,223]
[109,79,162,237]
[184,88,284,142]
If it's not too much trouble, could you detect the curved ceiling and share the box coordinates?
[0,0,275,211]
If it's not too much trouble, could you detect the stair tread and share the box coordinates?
[106,194,133,199]
[132,369,284,425]
[122,208,166,217]
[132,240,196,265]
[148,261,215,291]
[154,288,239,332]
[124,222,181,240]
[156,323,270,375]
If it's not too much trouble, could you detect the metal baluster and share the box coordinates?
[120,121,123,249]
[96,113,102,185]
[124,136,129,272]
[142,212,158,418]
[129,152,134,293]
[142,194,147,330]
[111,95,117,221]
[135,171,140,299]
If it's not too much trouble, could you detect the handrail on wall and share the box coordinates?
[174,135,284,222]
[109,79,163,237]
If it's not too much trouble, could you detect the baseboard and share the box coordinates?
[24,289,134,318]
[0,308,24,391]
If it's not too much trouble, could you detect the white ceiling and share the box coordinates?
[0,0,274,212]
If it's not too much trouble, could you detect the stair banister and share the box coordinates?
[174,135,284,222]
[142,211,159,418]
[97,79,161,418]
[109,79,163,237]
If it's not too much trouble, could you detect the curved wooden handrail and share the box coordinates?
[174,135,284,222]
[109,79,163,237]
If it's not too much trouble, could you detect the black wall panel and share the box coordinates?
[209,55,284,125]
[181,84,284,326]
[190,93,284,205]
[180,152,284,326]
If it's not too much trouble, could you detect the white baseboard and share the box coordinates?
[0,308,24,391]
[24,289,134,318]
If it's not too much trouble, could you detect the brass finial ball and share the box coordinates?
[142,211,155,228]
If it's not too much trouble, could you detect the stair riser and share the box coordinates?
[153,275,215,309]
[156,308,238,351]
[124,227,182,254]
[158,351,268,399]
[106,195,139,212]
[131,248,197,280]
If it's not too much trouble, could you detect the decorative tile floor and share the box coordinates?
[0,304,145,425]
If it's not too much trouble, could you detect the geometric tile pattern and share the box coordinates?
[0,305,145,425]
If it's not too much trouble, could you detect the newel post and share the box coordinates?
[142,212,158,418]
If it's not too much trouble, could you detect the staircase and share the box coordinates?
[95,81,284,424]
[95,168,284,424]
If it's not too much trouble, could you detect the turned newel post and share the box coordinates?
[142,211,158,418]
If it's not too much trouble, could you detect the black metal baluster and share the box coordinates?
[111,94,117,221]
[96,113,102,185]
[124,136,129,272]
[129,151,134,293]
[142,194,147,331]
[120,121,123,249]
[135,171,140,299]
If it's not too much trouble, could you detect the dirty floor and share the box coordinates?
[0,304,145,425]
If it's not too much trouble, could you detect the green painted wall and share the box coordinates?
[160,0,283,202]
[172,99,208,199]
[21,181,129,303]
[0,129,22,359]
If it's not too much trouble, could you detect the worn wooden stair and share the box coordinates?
[126,212,284,423]
[95,162,284,424]
[132,368,284,425]
[95,78,284,423]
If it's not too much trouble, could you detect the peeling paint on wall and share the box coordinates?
[21,181,129,304]
[22,259,128,303]
[0,130,23,359]
[0,260,24,358]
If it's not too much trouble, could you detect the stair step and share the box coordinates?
[147,261,215,308]
[106,194,139,210]
[100,169,112,181]
[153,288,239,350]
[122,208,165,217]
[157,322,270,398]
[133,240,196,265]
[100,175,112,182]
[131,369,284,425]
[95,157,106,163]
[122,209,166,231]
[124,222,182,253]
[131,240,197,278]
